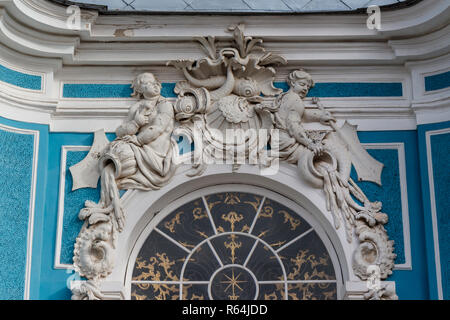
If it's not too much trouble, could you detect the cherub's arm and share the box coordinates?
[286,104,314,148]
[303,97,336,125]
[116,102,145,138]
[303,109,324,123]
[136,112,171,145]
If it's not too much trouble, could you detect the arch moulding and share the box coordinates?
[71,164,396,300]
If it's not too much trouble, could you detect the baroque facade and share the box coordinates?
[0,0,448,300]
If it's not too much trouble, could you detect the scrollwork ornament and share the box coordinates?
[352,221,396,280]
[69,23,398,299]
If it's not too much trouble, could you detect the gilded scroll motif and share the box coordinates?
[128,192,338,300]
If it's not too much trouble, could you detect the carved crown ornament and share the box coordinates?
[68,24,397,300]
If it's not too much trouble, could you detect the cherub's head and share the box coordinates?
[287,69,314,98]
[131,73,162,99]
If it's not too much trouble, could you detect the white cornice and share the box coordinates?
[3,0,97,34]
[0,0,448,129]
[0,0,447,64]
[378,0,450,36]
[389,24,450,60]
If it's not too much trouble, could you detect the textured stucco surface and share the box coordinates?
[0,128,34,299]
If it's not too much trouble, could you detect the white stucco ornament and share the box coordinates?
[69,129,110,190]
[70,24,396,300]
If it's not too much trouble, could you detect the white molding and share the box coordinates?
[425,127,450,300]
[377,0,449,36]
[0,0,448,128]
[0,7,79,61]
[0,0,446,64]
[362,143,412,270]
[0,123,39,300]
[406,53,450,125]
[389,24,450,60]
[13,0,98,34]
[49,115,418,133]
[54,145,90,270]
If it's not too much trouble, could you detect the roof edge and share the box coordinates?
[48,0,424,16]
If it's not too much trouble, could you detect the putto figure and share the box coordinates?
[274,69,335,162]
[272,70,394,280]
[73,73,177,279]
[108,73,176,193]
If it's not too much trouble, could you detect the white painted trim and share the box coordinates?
[413,98,450,126]
[54,145,90,270]
[425,127,450,300]
[0,123,39,300]
[362,143,412,271]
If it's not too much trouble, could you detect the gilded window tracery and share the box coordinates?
[131,192,338,300]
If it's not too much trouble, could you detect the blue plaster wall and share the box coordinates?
[0,117,48,300]
[0,126,34,299]
[0,118,446,300]
[425,71,450,92]
[63,84,133,98]
[63,83,177,98]
[273,82,403,97]
[38,132,117,300]
[351,149,404,264]
[430,132,450,300]
[357,130,429,299]
[418,121,450,300]
[60,151,101,265]
[63,82,403,99]
[0,64,42,90]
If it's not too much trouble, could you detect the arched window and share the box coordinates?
[129,187,342,300]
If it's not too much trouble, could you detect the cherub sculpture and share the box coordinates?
[274,69,335,161]
[273,69,390,248]
[73,73,177,279]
